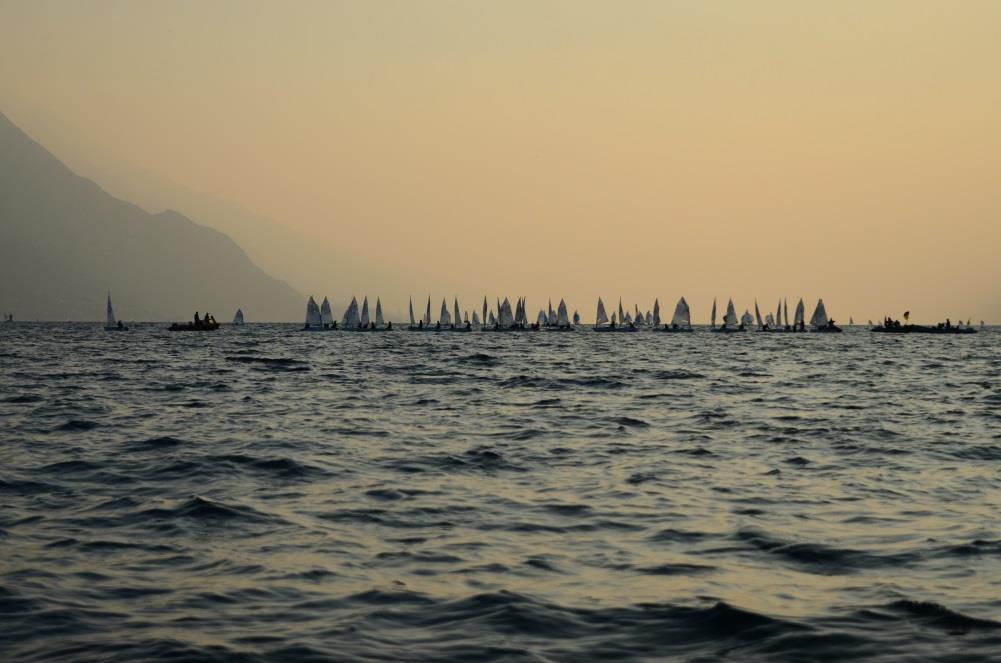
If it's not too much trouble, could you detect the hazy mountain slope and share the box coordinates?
[13,116,411,321]
[0,111,304,321]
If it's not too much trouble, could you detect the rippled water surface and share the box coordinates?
[2,323,1000,661]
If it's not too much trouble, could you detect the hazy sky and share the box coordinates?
[2,1,999,322]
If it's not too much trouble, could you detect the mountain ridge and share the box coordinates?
[0,110,305,321]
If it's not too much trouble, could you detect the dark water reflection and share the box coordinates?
[1,323,1000,660]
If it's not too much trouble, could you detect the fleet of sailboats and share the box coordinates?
[85,290,963,335]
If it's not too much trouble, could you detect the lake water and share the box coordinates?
[2,323,1000,661]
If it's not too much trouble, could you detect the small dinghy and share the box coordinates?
[546,298,574,331]
[657,296,693,332]
[712,298,745,332]
[319,297,336,329]
[232,308,245,326]
[810,299,842,332]
[104,293,128,331]
[408,296,435,331]
[301,296,326,331]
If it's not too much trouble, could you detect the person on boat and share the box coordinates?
[117,320,124,329]
[435,321,441,331]
[738,322,745,331]
[194,312,201,325]
[418,320,423,329]
[386,321,392,330]
[945,318,952,329]
[465,320,471,330]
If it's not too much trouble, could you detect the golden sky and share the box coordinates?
[2,1,999,322]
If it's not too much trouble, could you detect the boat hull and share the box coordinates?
[104,326,129,332]
[593,326,638,333]
[169,323,220,332]
[871,325,976,334]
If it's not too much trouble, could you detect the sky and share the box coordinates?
[1,0,999,323]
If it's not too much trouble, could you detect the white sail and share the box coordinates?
[611,312,617,325]
[537,310,547,326]
[557,299,570,326]
[645,310,652,325]
[618,299,626,325]
[482,297,488,326]
[741,310,754,327]
[233,308,244,325]
[671,297,691,328]
[472,311,481,325]
[765,313,775,327]
[624,312,633,324]
[725,299,739,329]
[306,296,323,328]
[341,296,359,327]
[794,298,805,327]
[439,299,451,326]
[409,298,416,326]
[320,297,333,326]
[106,293,116,328]
[499,298,514,327]
[454,298,462,327]
[488,311,497,325]
[784,299,790,327]
[424,296,432,326]
[516,298,528,326]
[547,299,555,325]
[810,299,828,329]
[711,298,717,328]
[375,298,385,327]
[652,299,661,326]
[360,297,371,327]
[776,300,783,327]
[754,301,763,328]
[595,298,609,326]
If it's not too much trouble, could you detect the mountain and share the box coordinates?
[0,111,304,321]
[6,112,411,321]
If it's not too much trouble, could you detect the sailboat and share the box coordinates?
[712,298,745,332]
[741,310,754,328]
[340,296,362,330]
[301,296,324,331]
[359,297,371,329]
[409,295,435,331]
[753,301,765,331]
[810,299,841,332]
[104,293,128,331]
[320,297,334,329]
[232,308,245,326]
[438,298,452,329]
[593,297,611,331]
[546,298,573,331]
[792,298,806,332]
[658,296,692,332]
[365,297,392,331]
[484,297,517,331]
[711,298,718,330]
[442,297,471,331]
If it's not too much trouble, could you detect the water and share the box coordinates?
[2,323,1000,661]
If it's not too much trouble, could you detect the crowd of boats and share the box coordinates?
[71,292,980,335]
